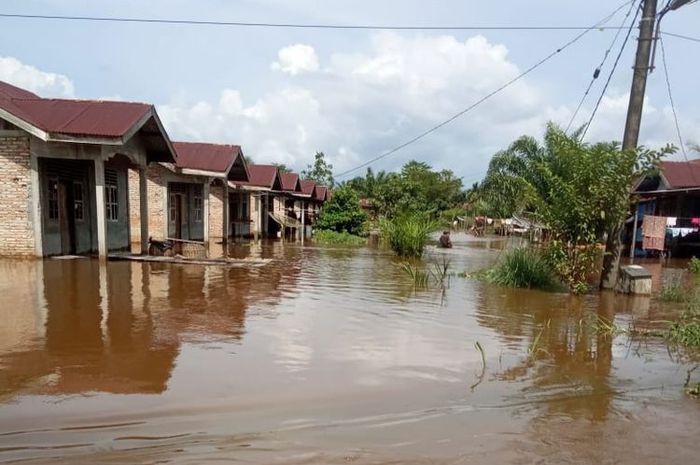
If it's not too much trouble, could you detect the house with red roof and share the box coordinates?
[142,141,250,244]
[630,158,700,257]
[0,80,176,257]
[230,164,284,238]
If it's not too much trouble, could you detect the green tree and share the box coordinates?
[480,123,674,291]
[315,185,368,235]
[274,163,291,174]
[302,151,335,187]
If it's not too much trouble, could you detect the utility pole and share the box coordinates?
[622,0,658,151]
[601,0,658,289]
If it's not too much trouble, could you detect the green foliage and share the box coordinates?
[381,213,439,258]
[400,258,451,288]
[688,256,700,274]
[665,313,700,348]
[346,161,465,218]
[313,230,366,247]
[302,151,334,187]
[400,262,431,287]
[658,283,686,302]
[477,123,674,293]
[273,163,291,173]
[315,186,368,236]
[488,248,558,290]
[542,240,601,294]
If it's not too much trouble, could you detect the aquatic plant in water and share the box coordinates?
[688,256,700,274]
[313,230,366,247]
[381,213,438,258]
[400,258,451,289]
[489,248,558,290]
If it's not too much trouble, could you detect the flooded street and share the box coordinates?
[0,235,697,464]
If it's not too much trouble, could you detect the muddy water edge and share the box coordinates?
[0,236,697,464]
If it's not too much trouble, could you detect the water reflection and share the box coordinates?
[0,242,696,464]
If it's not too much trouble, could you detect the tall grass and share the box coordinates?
[401,258,451,288]
[489,248,558,290]
[314,229,366,247]
[381,214,439,258]
[689,256,700,274]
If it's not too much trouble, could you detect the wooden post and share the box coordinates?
[139,167,149,255]
[301,203,306,245]
[629,202,639,260]
[94,158,108,260]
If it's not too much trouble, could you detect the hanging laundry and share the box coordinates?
[666,217,677,227]
[641,215,666,251]
[691,217,700,226]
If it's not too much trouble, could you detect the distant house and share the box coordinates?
[232,164,284,239]
[0,80,176,257]
[630,159,700,257]
[140,141,249,244]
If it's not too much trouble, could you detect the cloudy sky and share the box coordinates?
[0,0,698,183]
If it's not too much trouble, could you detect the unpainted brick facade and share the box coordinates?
[0,135,36,256]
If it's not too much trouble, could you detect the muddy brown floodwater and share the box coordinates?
[0,234,698,464]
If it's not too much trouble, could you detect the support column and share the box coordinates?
[301,202,306,245]
[29,153,43,257]
[223,184,230,243]
[139,167,149,255]
[203,181,210,245]
[253,194,260,242]
[95,158,108,260]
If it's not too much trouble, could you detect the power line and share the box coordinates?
[0,5,636,31]
[580,1,641,141]
[659,35,693,168]
[566,0,639,133]
[334,1,635,180]
[661,31,700,42]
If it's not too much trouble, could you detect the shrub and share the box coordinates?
[543,240,601,294]
[380,213,439,258]
[313,230,366,247]
[658,283,686,303]
[489,248,558,290]
[688,256,700,274]
[315,186,368,236]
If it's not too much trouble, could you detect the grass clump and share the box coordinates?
[689,256,700,274]
[665,312,700,348]
[313,230,366,247]
[658,283,686,303]
[380,213,438,258]
[489,248,558,290]
[401,258,452,288]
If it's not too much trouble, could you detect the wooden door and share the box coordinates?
[174,194,183,240]
[58,182,76,255]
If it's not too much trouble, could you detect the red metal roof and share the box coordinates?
[280,172,302,192]
[661,160,700,189]
[314,186,328,201]
[300,179,316,196]
[173,142,242,173]
[0,81,39,99]
[245,164,281,189]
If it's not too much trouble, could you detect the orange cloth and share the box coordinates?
[641,215,666,251]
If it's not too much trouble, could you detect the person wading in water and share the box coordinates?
[439,230,453,248]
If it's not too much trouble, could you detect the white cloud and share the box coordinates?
[271,44,320,76]
[0,56,74,97]
[158,32,700,179]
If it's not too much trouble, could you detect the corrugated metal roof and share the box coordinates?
[300,179,316,196]
[173,142,241,173]
[0,81,39,100]
[280,172,302,192]
[245,164,281,189]
[661,160,700,189]
[314,186,328,201]
[0,97,151,138]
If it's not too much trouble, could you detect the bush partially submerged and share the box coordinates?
[314,230,366,247]
[380,213,438,258]
[689,256,700,274]
[488,248,558,290]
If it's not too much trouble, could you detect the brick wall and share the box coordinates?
[146,164,167,240]
[127,168,141,243]
[209,182,224,240]
[0,135,36,256]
